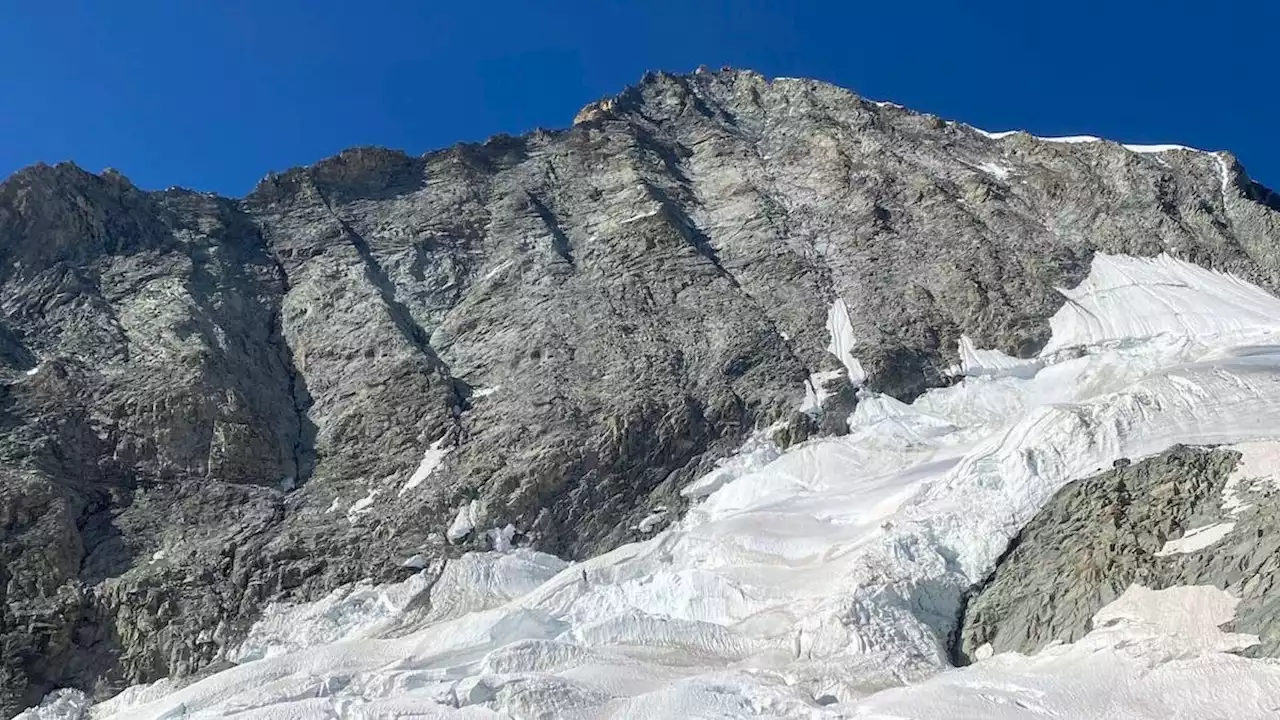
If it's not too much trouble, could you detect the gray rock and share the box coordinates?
[2,69,1280,713]
[956,444,1280,662]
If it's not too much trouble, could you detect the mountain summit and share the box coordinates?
[3,69,1280,714]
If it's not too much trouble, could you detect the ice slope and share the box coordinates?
[1042,253,1280,354]
[29,252,1280,719]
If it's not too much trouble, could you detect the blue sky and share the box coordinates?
[1,1,1275,196]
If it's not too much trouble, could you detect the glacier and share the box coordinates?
[23,251,1280,719]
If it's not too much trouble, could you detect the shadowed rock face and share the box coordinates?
[3,68,1280,712]
[955,445,1280,663]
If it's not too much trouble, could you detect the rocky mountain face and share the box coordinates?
[955,444,1280,661]
[2,68,1279,713]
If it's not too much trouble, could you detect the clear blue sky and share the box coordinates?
[2,1,1275,196]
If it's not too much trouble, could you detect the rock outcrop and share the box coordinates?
[956,444,1280,662]
[3,68,1280,713]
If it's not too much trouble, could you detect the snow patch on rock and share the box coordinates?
[482,259,513,281]
[825,298,865,386]
[346,489,378,524]
[1155,522,1238,556]
[619,208,660,225]
[800,368,844,414]
[447,499,482,542]
[974,125,1219,157]
[975,128,1019,140]
[1123,142,1202,154]
[976,161,1012,180]
[400,436,453,496]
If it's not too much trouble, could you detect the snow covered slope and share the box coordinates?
[29,252,1280,718]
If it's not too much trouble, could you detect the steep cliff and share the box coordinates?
[956,443,1280,663]
[2,68,1279,712]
